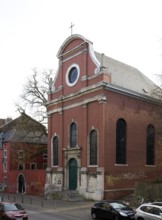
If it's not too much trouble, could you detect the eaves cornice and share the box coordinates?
[46,82,161,114]
[47,82,104,107]
[105,83,161,105]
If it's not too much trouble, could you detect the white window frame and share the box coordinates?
[43,154,47,160]
[66,63,80,87]
[3,162,7,172]
[3,150,7,158]
[30,163,37,170]
[18,150,24,158]
[43,163,47,169]
[18,162,25,170]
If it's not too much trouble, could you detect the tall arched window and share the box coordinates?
[89,130,97,165]
[116,118,126,164]
[70,122,77,148]
[53,136,59,166]
[146,124,155,165]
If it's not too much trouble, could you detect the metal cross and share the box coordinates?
[69,22,75,35]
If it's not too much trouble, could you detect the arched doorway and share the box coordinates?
[69,158,77,190]
[18,175,25,193]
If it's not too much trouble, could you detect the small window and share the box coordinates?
[43,154,47,160]
[53,136,59,166]
[18,150,24,158]
[18,163,24,170]
[30,163,36,170]
[43,163,47,169]
[70,123,77,148]
[3,162,7,172]
[3,150,7,158]
[4,177,7,185]
[89,130,97,165]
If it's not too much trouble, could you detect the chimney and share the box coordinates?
[5,117,12,124]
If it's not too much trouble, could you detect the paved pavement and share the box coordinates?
[0,193,93,211]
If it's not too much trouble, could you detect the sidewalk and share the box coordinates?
[0,193,93,210]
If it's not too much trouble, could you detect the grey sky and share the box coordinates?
[0,0,162,119]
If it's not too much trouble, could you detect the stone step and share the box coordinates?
[61,190,84,202]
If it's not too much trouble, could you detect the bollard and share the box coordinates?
[54,200,56,209]
[1,194,4,201]
[41,198,43,207]
[21,195,23,203]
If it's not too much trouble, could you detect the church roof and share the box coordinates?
[55,34,160,101]
[95,52,157,97]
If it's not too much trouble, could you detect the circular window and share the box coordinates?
[68,67,78,84]
[66,64,80,86]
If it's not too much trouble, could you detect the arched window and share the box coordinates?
[89,130,97,165]
[70,122,77,148]
[146,124,155,165]
[116,119,126,164]
[53,136,59,166]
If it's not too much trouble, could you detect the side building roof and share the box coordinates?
[0,113,47,144]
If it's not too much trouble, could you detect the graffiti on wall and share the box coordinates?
[87,174,97,192]
[106,169,147,186]
[106,175,121,186]
[6,181,43,194]
[121,170,147,180]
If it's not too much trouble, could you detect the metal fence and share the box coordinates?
[0,193,58,209]
[0,193,91,210]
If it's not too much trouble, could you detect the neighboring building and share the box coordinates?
[0,118,12,127]
[45,34,162,200]
[0,113,47,195]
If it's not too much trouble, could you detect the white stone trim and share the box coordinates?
[66,63,80,87]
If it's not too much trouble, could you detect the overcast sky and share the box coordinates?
[0,0,162,119]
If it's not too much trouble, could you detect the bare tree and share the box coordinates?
[16,68,54,124]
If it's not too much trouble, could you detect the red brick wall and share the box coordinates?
[4,170,46,196]
[47,35,161,199]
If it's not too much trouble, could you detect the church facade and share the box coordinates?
[45,34,162,200]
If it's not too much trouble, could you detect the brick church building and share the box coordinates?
[45,34,162,200]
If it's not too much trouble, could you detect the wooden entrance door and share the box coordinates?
[69,158,77,190]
